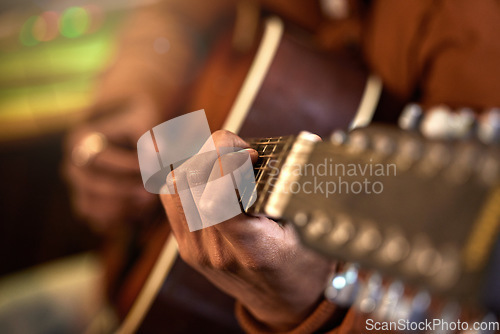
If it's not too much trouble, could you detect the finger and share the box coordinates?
[206,147,258,206]
[67,127,141,175]
[185,147,257,198]
[160,191,194,245]
[66,161,145,199]
[85,95,161,144]
[161,131,256,235]
[161,152,227,239]
[165,130,254,192]
[176,148,255,232]
[90,144,141,174]
[197,149,265,234]
[71,176,157,226]
[72,188,126,225]
[67,107,153,175]
[65,160,153,221]
[211,130,252,153]
[180,129,252,186]
[207,148,258,179]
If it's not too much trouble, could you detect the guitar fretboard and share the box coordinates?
[243,136,295,215]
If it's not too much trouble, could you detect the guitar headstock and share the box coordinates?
[277,124,500,314]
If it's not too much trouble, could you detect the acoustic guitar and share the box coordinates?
[109,13,500,333]
[108,12,500,332]
[110,15,383,333]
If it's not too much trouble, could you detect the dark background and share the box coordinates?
[0,132,98,276]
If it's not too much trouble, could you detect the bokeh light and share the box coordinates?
[332,276,347,290]
[19,16,39,46]
[59,7,90,39]
[84,4,105,33]
[33,11,59,42]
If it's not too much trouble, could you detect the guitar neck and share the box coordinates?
[245,132,321,217]
[245,135,294,215]
[246,125,500,312]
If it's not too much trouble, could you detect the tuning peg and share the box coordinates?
[293,211,309,227]
[399,103,423,131]
[420,105,454,139]
[378,231,411,264]
[325,263,360,307]
[330,129,348,146]
[372,133,396,158]
[346,131,370,154]
[354,272,383,314]
[446,143,479,184]
[415,245,442,278]
[374,280,405,321]
[478,108,500,144]
[477,151,500,185]
[427,142,452,169]
[429,245,460,290]
[394,136,424,171]
[417,142,452,178]
[450,108,476,139]
[351,221,382,255]
[304,212,331,239]
[327,215,356,247]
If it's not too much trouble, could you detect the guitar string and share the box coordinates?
[253,138,279,210]
[243,136,293,213]
[254,136,294,212]
[243,137,278,211]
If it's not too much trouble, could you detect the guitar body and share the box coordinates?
[114,18,370,333]
[195,25,367,138]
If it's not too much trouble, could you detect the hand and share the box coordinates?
[63,95,162,233]
[160,130,336,331]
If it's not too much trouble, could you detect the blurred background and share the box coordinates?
[0,0,140,331]
[0,0,135,141]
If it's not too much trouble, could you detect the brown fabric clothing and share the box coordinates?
[363,0,500,109]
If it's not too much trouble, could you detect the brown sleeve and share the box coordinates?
[236,300,408,334]
[235,300,345,334]
[363,0,500,109]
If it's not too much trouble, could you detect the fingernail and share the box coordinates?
[239,148,258,161]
